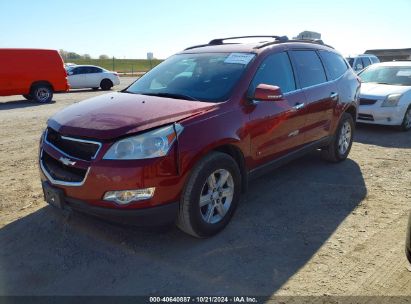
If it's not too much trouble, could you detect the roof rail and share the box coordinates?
[184,35,289,51]
[255,38,334,49]
[208,35,289,45]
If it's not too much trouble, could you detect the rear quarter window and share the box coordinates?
[319,51,348,80]
[289,50,327,88]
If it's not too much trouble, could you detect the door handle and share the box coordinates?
[330,92,339,101]
[293,102,305,110]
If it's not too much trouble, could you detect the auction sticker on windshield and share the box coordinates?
[224,53,255,65]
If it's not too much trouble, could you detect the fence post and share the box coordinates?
[112,56,115,71]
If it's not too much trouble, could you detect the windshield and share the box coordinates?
[125,52,255,102]
[359,65,411,86]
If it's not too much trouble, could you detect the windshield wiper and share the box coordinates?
[140,92,199,101]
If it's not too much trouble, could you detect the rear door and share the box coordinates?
[84,66,103,88]
[289,50,338,143]
[248,52,307,166]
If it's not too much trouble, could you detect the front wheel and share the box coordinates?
[321,113,355,162]
[400,106,411,131]
[177,152,241,238]
[31,85,53,103]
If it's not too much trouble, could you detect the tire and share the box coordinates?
[100,79,113,91]
[22,94,32,100]
[321,113,355,162]
[400,106,411,131]
[31,85,53,103]
[177,152,242,238]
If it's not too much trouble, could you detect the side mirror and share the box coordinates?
[252,84,284,102]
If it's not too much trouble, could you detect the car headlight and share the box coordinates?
[103,123,183,160]
[381,94,402,107]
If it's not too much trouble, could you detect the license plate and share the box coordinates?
[42,182,65,209]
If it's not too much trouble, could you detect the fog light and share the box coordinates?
[103,188,155,205]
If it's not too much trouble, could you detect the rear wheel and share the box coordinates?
[401,106,411,131]
[321,113,354,162]
[31,85,53,103]
[177,152,241,238]
[100,79,113,91]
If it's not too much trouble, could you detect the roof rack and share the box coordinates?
[184,35,289,51]
[208,35,289,45]
[183,35,334,51]
[255,38,333,49]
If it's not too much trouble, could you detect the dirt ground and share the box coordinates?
[0,78,410,300]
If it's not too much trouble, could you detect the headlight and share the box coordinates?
[381,94,402,107]
[103,123,183,160]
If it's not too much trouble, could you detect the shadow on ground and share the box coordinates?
[355,123,411,149]
[0,99,56,110]
[0,150,366,296]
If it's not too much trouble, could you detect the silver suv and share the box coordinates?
[346,54,380,72]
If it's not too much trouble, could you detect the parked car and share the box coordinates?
[346,54,380,73]
[406,211,411,264]
[39,36,360,238]
[66,65,120,90]
[357,61,411,131]
[0,48,69,103]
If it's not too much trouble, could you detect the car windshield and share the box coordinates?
[125,52,256,102]
[359,65,411,86]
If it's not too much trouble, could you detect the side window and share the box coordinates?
[289,50,327,88]
[370,57,379,64]
[89,67,102,73]
[355,58,364,71]
[319,51,348,80]
[249,52,296,94]
[362,57,371,68]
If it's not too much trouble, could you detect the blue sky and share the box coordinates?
[1,0,410,59]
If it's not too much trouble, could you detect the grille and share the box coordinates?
[358,113,374,121]
[46,128,101,161]
[360,98,377,106]
[42,151,87,183]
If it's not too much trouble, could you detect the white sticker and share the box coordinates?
[397,70,411,77]
[224,53,255,65]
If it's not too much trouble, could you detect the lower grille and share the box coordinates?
[41,151,88,184]
[360,98,377,106]
[358,113,374,121]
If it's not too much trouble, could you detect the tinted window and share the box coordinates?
[290,50,327,88]
[319,51,348,80]
[355,58,364,71]
[249,52,296,94]
[88,67,103,73]
[362,57,371,68]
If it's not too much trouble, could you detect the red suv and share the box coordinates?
[39,36,360,238]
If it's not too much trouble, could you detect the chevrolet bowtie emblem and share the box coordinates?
[59,156,76,166]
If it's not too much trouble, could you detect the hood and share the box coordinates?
[48,92,216,140]
[360,83,411,98]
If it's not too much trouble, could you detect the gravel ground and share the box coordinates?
[0,77,410,300]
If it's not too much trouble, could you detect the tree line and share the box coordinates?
[59,49,111,61]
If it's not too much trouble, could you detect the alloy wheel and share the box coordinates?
[338,121,352,155]
[199,169,234,224]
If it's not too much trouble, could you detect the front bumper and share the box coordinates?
[358,104,407,126]
[43,181,179,226]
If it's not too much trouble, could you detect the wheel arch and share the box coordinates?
[30,80,54,92]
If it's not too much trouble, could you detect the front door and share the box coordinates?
[248,52,307,167]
